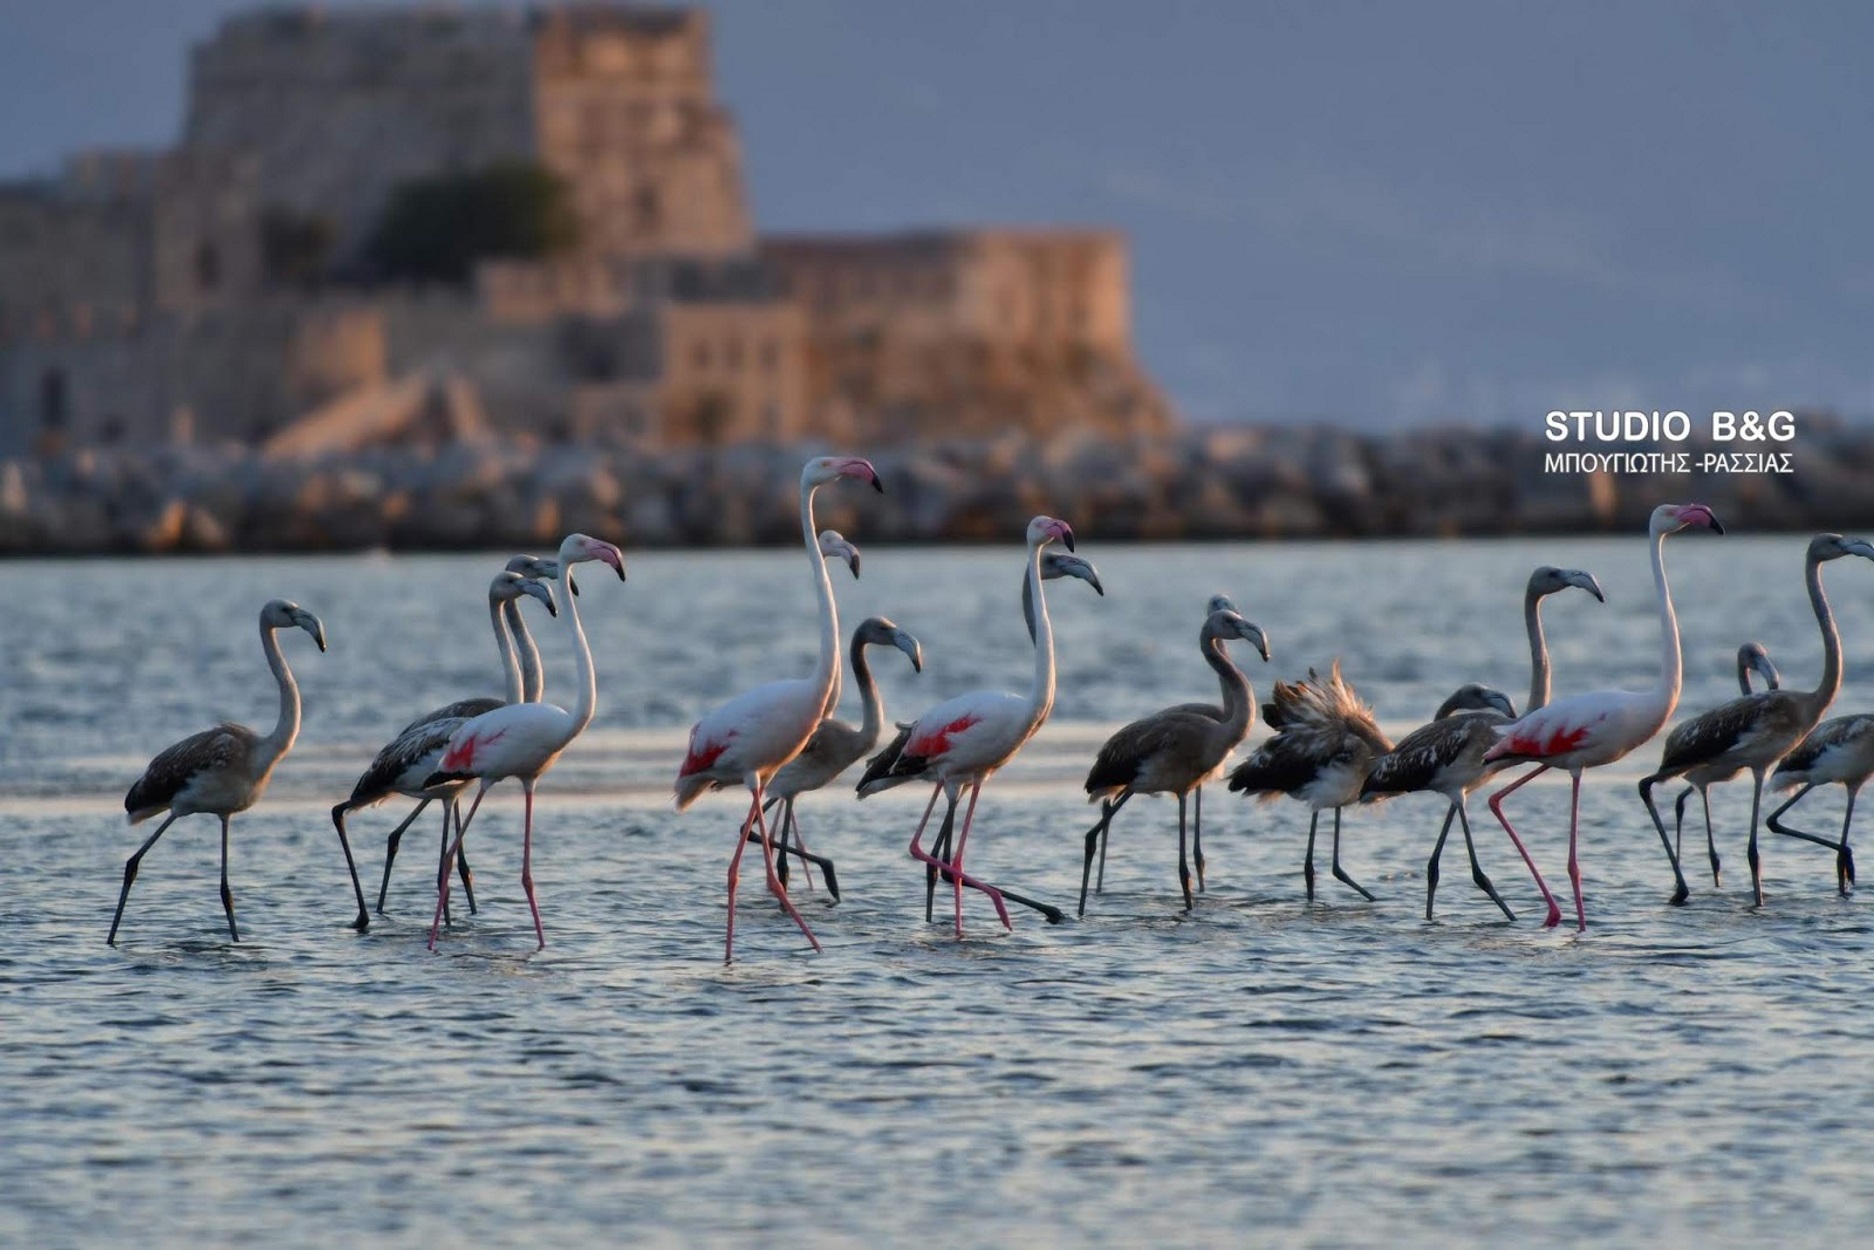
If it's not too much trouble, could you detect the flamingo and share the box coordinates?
[1637,533,1874,905]
[1227,661,1392,902]
[1767,709,1874,894]
[421,532,627,950]
[855,515,1081,938]
[674,456,883,963]
[757,616,924,898]
[1483,502,1724,930]
[863,543,1103,926]
[331,565,557,929]
[1669,642,1779,887]
[109,599,328,945]
[1077,604,1271,915]
[1359,684,1519,919]
[1357,565,1603,920]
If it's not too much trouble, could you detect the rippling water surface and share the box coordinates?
[6,537,1874,1247]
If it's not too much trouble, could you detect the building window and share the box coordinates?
[39,368,67,429]
[195,242,220,290]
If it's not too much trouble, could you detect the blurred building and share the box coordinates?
[0,4,1172,457]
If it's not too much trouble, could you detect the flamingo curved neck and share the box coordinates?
[1648,523,1684,718]
[491,599,524,704]
[1804,552,1843,717]
[851,637,884,749]
[801,480,840,719]
[1524,586,1553,713]
[257,623,302,770]
[1203,630,1255,745]
[503,598,543,702]
[1023,542,1057,737]
[556,557,599,739]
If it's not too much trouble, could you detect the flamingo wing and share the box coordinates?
[126,723,256,822]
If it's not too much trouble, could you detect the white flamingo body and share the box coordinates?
[1483,502,1725,929]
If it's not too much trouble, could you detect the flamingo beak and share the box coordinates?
[1247,623,1271,663]
[598,542,627,581]
[1053,520,1076,551]
[846,549,862,579]
[894,629,924,673]
[1566,570,1605,603]
[842,457,883,492]
[1845,537,1874,561]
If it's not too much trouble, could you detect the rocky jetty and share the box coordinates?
[1,422,1866,555]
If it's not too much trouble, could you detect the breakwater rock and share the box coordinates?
[2,423,1868,555]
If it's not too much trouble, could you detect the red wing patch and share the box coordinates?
[1506,723,1590,758]
[909,714,981,760]
[680,732,732,778]
[441,726,506,773]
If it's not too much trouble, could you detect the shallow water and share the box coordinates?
[6,536,1874,1247]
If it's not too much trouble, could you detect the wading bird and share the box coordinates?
[1638,534,1874,905]
[423,533,626,950]
[1078,604,1271,915]
[1768,709,1874,893]
[674,457,882,963]
[1483,503,1724,929]
[110,600,328,945]
[1670,643,1779,887]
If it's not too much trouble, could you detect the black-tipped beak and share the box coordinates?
[1709,519,1726,535]
[1062,528,1076,553]
[1088,573,1105,596]
[847,552,862,579]
[568,570,581,596]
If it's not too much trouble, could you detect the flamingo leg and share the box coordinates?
[1328,808,1374,901]
[1425,803,1458,920]
[1303,810,1319,900]
[218,814,240,943]
[910,783,1010,933]
[455,803,477,916]
[1192,786,1206,892]
[1096,798,1112,894]
[108,812,179,945]
[1842,786,1860,892]
[1700,787,1721,888]
[748,798,840,901]
[1176,791,1194,911]
[429,783,487,950]
[370,798,430,914]
[1077,793,1129,917]
[1745,769,1766,908]
[1765,781,1854,883]
[912,784,947,922]
[724,791,760,963]
[785,801,820,893]
[1566,770,1586,931]
[1457,800,1513,921]
[1671,787,1690,871]
[947,782,1012,936]
[1486,763,1562,928]
[519,779,546,949]
[1638,771,1693,905]
[328,804,370,933]
[750,780,821,955]
[436,802,456,928]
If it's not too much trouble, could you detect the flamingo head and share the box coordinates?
[1040,551,1103,595]
[857,615,923,673]
[805,455,883,492]
[819,529,861,579]
[1529,565,1605,603]
[1433,683,1516,721]
[1205,593,1238,615]
[557,532,626,581]
[1809,533,1874,565]
[1651,502,1724,536]
[1739,641,1778,692]
[1206,607,1271,662]
[490,570,557,618]
[261,599,326,653]
[1026,515,1076,552]
[508,553,577,597]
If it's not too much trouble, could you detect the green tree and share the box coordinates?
[367,161,580,284]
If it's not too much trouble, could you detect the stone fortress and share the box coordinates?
[0,5,1175,458]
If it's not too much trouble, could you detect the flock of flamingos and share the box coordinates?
[103,456,1874,962]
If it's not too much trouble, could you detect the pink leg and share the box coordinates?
[1486,764,1563,928]
[520,779,546,950]
[908,783,1010,930]
[751,780,821,954]
[1567,770,1586,932]
[948,782,1012,937]
[724,791,759,964]
[430,782,488,950]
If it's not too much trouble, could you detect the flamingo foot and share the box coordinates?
[1669,884,1689,906]
[1542,902,1562,928]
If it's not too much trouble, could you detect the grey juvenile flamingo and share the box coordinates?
[1077,604,1271,915]
[332,565,558,928]
[1638,533,1874,906]
[110,599,328,945]
[1357,565,1603,920]
[1227,660,1392,901]
[1670,642,1779,887]
[1768,707,1874,893]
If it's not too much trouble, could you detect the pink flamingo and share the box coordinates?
[674,456,883,963]
[859,515,1080,938]
[421,532,626,950]
[1483,502,1725,930]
